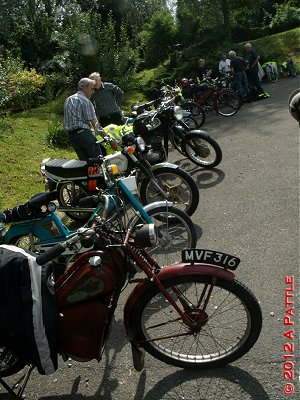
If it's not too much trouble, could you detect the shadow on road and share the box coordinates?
[169,159,225,190]
[0,364,270,400]
[136,365,271,400]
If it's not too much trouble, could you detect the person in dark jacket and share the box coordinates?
[244,43,266,96]
[89,72,124,127]
[229,50,251,104]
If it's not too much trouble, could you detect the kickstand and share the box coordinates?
[0,365,34,399]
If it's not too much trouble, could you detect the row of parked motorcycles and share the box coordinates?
[0,90,262,398]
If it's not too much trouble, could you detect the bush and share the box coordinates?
[46,118,70,148]
[268,1,300,33]
[0,51,46,111]
[8,68,46,111]
[44,73,72,102]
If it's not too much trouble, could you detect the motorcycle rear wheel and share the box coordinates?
[288,67,297,78]
[0,346,25,377]
[139,167,199,217]
[8,234,38,251]
[129,275,262,369]
[266,66,278,83]
[58,182,91,222]
[181,102,206,127]
[182,133,222,168]
[216,90,241,116]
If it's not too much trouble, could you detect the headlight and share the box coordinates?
[174,106,184,120]
[133,223,157,247]
[47,202,57,212]
[146,117,161,131]
[136,137,146,151]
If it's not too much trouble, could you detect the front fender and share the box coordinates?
[128,200,173,228]
[184,130,210,139]
[124,262,235,341]
[150,162,179,171]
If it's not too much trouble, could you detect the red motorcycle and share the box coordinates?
[0,194,262,399]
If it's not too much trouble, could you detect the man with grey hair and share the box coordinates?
[64,78,108,160]
[229,50,251,104]
[89,72,124,126]
[244,42,266,97]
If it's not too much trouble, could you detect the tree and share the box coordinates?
[142,9,176,68]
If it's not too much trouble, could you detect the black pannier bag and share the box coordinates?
[0,245,58,374]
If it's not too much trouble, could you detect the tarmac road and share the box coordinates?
[0,78,299,400]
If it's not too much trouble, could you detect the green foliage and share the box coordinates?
[268,1,300,32]
[142,10,176,68]
[0,51,46,111]
[8,68,46,111]
[46,117,70,148]
[237,27,300,67]
[51,12,140,90]
[44,73,72,102]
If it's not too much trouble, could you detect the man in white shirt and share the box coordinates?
[219,54,231,74]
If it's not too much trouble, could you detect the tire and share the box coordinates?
[182,115,199,130]
[289,67,297,78]
[129,275,262,369]
[58,182,91,222]
[8,234,38,251]
[0,346,25,377]
[139,167,199,217]
[182,132,222,169]
[266,66,278,83]
[216,90,240,117]
[181,102,206,127]
[132,205,197,266]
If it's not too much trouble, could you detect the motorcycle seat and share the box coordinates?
[44,159,90,178]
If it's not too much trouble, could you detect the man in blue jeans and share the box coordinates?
[229,50,252,104]
[64,78,118,161]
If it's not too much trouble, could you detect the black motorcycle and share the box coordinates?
[132,98,222,169]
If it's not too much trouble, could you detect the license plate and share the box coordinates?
[182,249,240,270]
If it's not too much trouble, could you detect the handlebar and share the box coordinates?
[36,243,66,265]
[34,193,111,265]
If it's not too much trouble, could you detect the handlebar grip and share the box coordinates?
[35,244,66,265]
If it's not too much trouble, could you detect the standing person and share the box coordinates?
[196,59,212,82]
[229,50,251,104]
[64,78,118,161]
[89,72,124,127]
[244,43,266,96]
[219,53,231,74]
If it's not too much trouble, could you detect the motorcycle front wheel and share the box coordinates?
[181,133,222,168]
[216,90,241,117]
[129,275,262,369]
[139,167,199,217]
[0,346,25,377]
[132,205,197,266]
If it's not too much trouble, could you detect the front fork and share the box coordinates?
[136,163,169,199]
